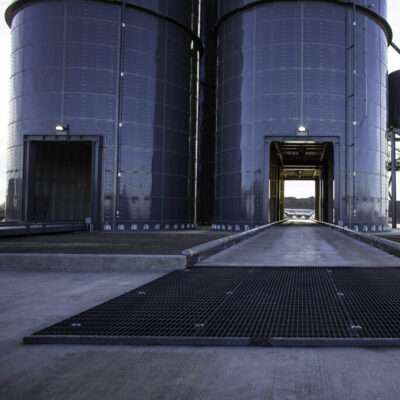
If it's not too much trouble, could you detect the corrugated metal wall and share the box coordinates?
[5,0,393,231]
[6,0,200,230]
[214,0,390,230]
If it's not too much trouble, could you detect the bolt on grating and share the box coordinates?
[24,267,400,346]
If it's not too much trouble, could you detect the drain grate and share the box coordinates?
[24,267,400,346]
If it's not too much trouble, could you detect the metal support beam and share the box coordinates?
[392,130,397,229]
[391,42,400,55]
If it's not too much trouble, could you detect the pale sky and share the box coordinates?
[0,1,399,203]
[285,180,315,198]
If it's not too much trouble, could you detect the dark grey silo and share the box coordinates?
[215,0,391,231]
[5,0,200,230]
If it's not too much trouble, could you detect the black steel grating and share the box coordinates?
[24,267,400,346]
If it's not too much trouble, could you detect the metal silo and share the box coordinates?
[214,0,391,231]
[5,0,200,230]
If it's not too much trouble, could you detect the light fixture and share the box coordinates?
[298,125,307,133]
[297,125,307,136]
[55,124,68,133]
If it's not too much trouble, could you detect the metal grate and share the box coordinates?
[24,267,400,346]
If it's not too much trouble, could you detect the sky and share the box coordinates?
[285,180,315,198]
[0,1,399,203]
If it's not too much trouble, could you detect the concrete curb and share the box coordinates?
[0,253,186,272]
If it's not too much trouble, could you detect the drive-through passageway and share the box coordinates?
[198,221,399,267]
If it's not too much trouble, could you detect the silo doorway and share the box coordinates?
[268,141,335,224]
[23,136,101,227]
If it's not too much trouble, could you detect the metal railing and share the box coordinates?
[183,219,287,266]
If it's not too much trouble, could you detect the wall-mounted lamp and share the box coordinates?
[55,124,69,133]
[298,125,306,132]
[297,125,307,135]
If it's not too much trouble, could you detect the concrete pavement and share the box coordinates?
[2,270,400,400]
[0,230,228,272]
[198,221,400,267]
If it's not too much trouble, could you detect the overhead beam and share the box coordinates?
[391,42,400,54]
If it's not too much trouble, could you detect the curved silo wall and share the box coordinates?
[5,0,200,230]
[215,0,391,230]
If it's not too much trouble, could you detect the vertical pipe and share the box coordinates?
[188,0,200,226]
[161,25,168,227]
[193,0,202,225]
[352,0,357,220]
[112,0,126,230]
[188,41,194,225]
[360,15,368,127]
[251,10,256,227]
[392,130,397,229]
[300,2,304,126]
[61,1,67,126]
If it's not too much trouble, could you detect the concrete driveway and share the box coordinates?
[2,270,400,400]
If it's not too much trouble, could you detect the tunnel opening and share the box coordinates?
[269,141,335,223]
[25,140,95,223]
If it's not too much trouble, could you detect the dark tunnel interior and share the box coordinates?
[26,141,93,222]
[270,141,335,223]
